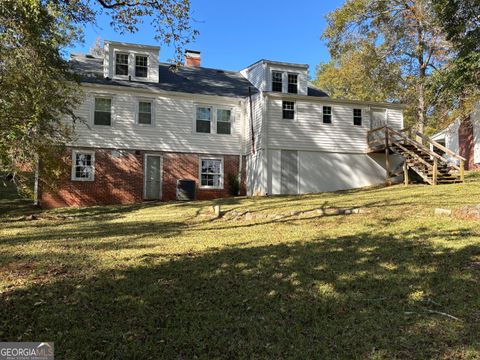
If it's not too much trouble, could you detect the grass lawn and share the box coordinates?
[1,178,480,359]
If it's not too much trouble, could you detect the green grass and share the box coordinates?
[1,180,480,359]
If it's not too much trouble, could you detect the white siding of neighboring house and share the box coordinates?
[267,98,405,153]
[69,85,244,155]
[244,92,264,154]
[473,103,480,164]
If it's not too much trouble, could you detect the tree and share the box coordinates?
[427,0,480,125]
[314,40,404,103]
[0,0,81,194]
[321,0,453,132]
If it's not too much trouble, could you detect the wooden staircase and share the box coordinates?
[367,126,465,185]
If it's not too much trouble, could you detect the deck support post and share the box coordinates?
[403,161,409,186]
[433,158,438,185]
[385,127,391,186]
[460,159,465,182]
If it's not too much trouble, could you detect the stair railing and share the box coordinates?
[413,131,466,182]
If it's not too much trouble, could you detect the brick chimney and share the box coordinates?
[184,50,201,67]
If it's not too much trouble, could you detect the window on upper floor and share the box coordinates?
[138,101,152,125]
[115,53,129,76]
[272,71,283,92]
[72,150,95,181]
[196,106,211,133]
[283,101,295,120]
[216,109,231,135]
[200,158,223,189]
[288,74,298,94]
[94,98,112,126]
[323,106,332,123]
[135,55,148,78]
[353,108,362,126]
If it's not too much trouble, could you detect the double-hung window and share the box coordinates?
[282,101,295,120]
[353,108,362,126]
[135,55,148,78]
[196,106,212,133]
[138,101,152,125]
[200,158,223,189]
[72,150,95,181]
[216,109,231,135]
[288,74,298,94]
[323,106,332,123]
[272,71,283,92]
[94,98,112,126]
[115,53,129,76]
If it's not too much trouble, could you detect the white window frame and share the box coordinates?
[322,105,333,124]
[287,73,299,94]
[271,71,283,92]
[199,157,224,190]
[92,95,114,127]
[282,100,296,120]
[193,104,234,135]
[114,52,129,78]
[135,98,155,126]
[135,54,149,78]
[71,149,95,181]
[215,107,233,135]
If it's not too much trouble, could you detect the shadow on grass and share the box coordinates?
[1,228,479,359]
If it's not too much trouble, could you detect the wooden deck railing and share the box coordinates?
[367,126,466,184]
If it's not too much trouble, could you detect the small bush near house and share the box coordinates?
[227,172,240,195]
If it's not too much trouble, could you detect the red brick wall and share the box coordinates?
[40,148,246,208]
[458,118,480,171]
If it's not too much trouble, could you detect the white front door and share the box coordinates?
[144,155,162,200]
[371,109,386,129]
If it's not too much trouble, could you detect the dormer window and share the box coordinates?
[272,71,283,92]
[115,53,129,76]
[288,74,298,94]
[135,55,148,78]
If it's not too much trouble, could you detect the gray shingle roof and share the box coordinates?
[70,54,328,98]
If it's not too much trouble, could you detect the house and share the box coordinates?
[40,40,408,208]
[430,105,480,171]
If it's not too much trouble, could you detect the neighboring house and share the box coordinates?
[431,104,480,170]
[40,40,405,208]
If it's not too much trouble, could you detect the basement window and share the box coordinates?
[94,98,112,126]
[323,106,332,123]
[200,158,223,189]
[72,150,95,181]
[353,108,362,126]
[135,55,148,78]
[196,106,212,133]
[272,71,283,92]
[115,53,129,76]
[288,74,298,94]
[216,109,232,135]
[282,101,295,120]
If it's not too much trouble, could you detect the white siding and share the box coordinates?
[240,62,266,92]
[245,93,264,154]
[386,108,404,130]
[70,86,243,155]
[473,103,480,164]
[267,150,402,195]
[266,65,308,95]
[267,98,377,153]
[246,150,265,196]
[104,42,160,83]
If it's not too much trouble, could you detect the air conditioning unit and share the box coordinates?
[176,179,196,201]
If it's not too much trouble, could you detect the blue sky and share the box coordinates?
[68,0,344,78]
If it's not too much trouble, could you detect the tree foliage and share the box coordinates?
[319,0,453,131]
[0,0,82,191]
